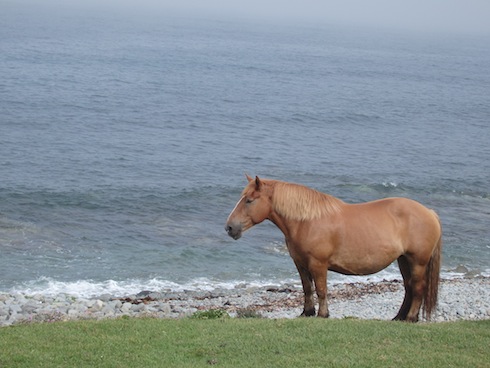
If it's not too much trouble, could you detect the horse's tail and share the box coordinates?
[423,214,442,320]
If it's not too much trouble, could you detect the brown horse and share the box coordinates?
[225,176,442,322]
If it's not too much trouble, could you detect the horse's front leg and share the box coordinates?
[311,263,329,318]
[294,260,316,317]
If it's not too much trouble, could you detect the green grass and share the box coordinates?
[1,318,489,367]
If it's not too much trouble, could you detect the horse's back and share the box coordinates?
[370,197,441,253]
[353,197,437,222]
[342,197,441,251]
[381,197,440,230]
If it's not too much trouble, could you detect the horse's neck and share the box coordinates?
[268,209,303,242]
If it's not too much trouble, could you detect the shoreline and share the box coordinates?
[1,277,489,326]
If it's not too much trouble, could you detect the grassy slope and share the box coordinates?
[1,318,489,368]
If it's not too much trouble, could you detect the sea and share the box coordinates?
[1,2,489,298]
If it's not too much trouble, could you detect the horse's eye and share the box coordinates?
[246,198,254,204]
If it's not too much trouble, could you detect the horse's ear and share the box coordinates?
[255,176,262,190]
[245,174,253,182]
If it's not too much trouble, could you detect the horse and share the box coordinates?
[225,175,442,322]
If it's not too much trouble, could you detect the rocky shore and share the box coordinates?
[1,277,489,326]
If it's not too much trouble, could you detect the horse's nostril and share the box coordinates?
[225,223,242,240]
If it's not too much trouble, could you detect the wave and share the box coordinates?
[4,277,298,298]
[5,268,488,299]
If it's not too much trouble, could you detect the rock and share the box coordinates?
[54,294,68,303]
[37,308,57,316]
[438,302,450,314]
[90,300,105,311]
[131,304,146,313]
[109,300,123,309]
[6,312,18,324]
[67,309,80,318]
[77,299,91,307]
[120,302,132,313]
[84,299,96,308]
[21,301,40,314]
[156,303,172,315]
[101,305,116,317]
[163,293,181,300]
[98,294,113,302]
[136,290,153,298]
[0,307,8,317]
[8,304,22,315]
[54,306,69,314]
[13,294,27,304]
[149,292,164,300]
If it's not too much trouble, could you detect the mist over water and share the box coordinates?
[1,3,489,297]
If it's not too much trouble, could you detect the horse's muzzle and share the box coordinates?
[225,224,242,240]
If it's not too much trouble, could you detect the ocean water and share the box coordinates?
[1,3,489,297]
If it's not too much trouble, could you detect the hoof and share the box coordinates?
[300,308,316,317]
[392,315,418,323]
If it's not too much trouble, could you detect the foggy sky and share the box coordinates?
[13,0,490,35]
[165,0,490,35]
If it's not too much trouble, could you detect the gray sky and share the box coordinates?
[178,0,490,34]
[20,0,490,35]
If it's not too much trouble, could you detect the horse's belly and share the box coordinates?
[328,244,402,276]
[329,261,392,276]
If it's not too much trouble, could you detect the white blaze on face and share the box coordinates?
[227,196,245,224]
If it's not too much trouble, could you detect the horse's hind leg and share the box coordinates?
[294,260,316,317]
[405,264,427,322]
[394,256,412,321]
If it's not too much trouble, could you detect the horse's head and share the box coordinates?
[225,175,272,240]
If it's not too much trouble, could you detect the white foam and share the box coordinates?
[5,267,488,299]
[381,181,398,188]
[8,277,180,298]
[5,276,299,298]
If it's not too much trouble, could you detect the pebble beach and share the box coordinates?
[1,277,488,326]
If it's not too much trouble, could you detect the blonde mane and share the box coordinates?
[271,181,343,221]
